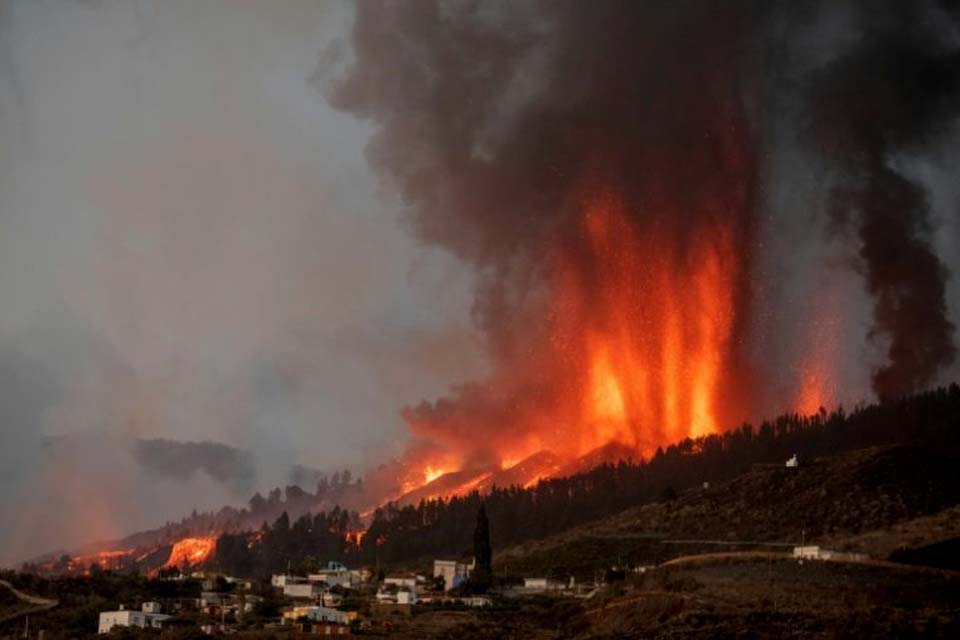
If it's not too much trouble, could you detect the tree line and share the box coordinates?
[212,384,960,577]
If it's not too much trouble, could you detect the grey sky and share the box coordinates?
[0,0,485,564]
[1,0,959,567]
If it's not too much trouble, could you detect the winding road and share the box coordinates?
[0,579,58,624]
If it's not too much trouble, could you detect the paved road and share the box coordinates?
[0,579,58,624]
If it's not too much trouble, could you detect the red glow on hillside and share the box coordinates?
[164,536,217,569]
[394,182,831,501]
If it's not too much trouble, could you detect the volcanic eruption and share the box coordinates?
[324,1,960,500]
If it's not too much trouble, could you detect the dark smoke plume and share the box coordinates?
[326,1,762,448]
[803,0,960,398]
[325,0,960,461]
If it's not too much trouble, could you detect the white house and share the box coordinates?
[376,582,418,605]
[522,577,568,591]
[98,604,171,634]
[308,562,360,589]
[384,574,418,589]
[785,454,799,468]
[281,605,350,625]
[793,546,867,562]
[433,559,472,592]
[271,574,308,588]
[283,582,322,599]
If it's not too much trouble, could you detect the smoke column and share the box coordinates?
[803,0,960,399]
[325,0,763,476]
[327,0,960,488]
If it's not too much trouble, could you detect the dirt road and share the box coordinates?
[0,579,58,623]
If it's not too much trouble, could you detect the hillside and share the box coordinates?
[495,445,960,579]
[26,385,960,578]
[575,553,960,639]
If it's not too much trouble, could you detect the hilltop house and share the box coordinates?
[793,546,867,562]
[522,577,570,592]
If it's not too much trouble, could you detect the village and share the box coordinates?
[94,557,598,636]
[90,455,864,636]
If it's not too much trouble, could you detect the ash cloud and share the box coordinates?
[328,0,960,457]
[0,0,482,565]
[802,0,960,399]
[326,1,765,451]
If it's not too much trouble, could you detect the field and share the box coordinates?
[493,445,960,580]
[579,554,960,638]
[345,555,960,638]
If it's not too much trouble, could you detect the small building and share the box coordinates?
[222,576,253,590]
[786,454,799,468]
[524,577,548,589]
[376,581,417,605]
[309,562,360,589]
[433,559,472,592]
[98,604,171,634]
[141,601,162,614]
[284,582,323,599]
[272,574,307,588]
[306,607,354,625]
[793,545,867,562]
[522,577,569,591]
[383,573,418,589]
[282,605,351,625]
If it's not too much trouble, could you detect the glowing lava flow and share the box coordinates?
[164,536,217,569]
[423,465,446,484]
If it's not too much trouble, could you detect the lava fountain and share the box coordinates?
[558,193,743,455]
[331,3,844,502]
[397,186,758,495]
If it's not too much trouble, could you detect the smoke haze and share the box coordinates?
[0,0,484,565]
[2,0,960,564]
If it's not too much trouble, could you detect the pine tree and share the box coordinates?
[471,503,493,592]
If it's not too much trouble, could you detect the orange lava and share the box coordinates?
[400,192,756,495]
[423,465,446,484]
[396,90,833,500]
[69,549,134,572]
[557,195,742,455]
[164,536,217,568]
